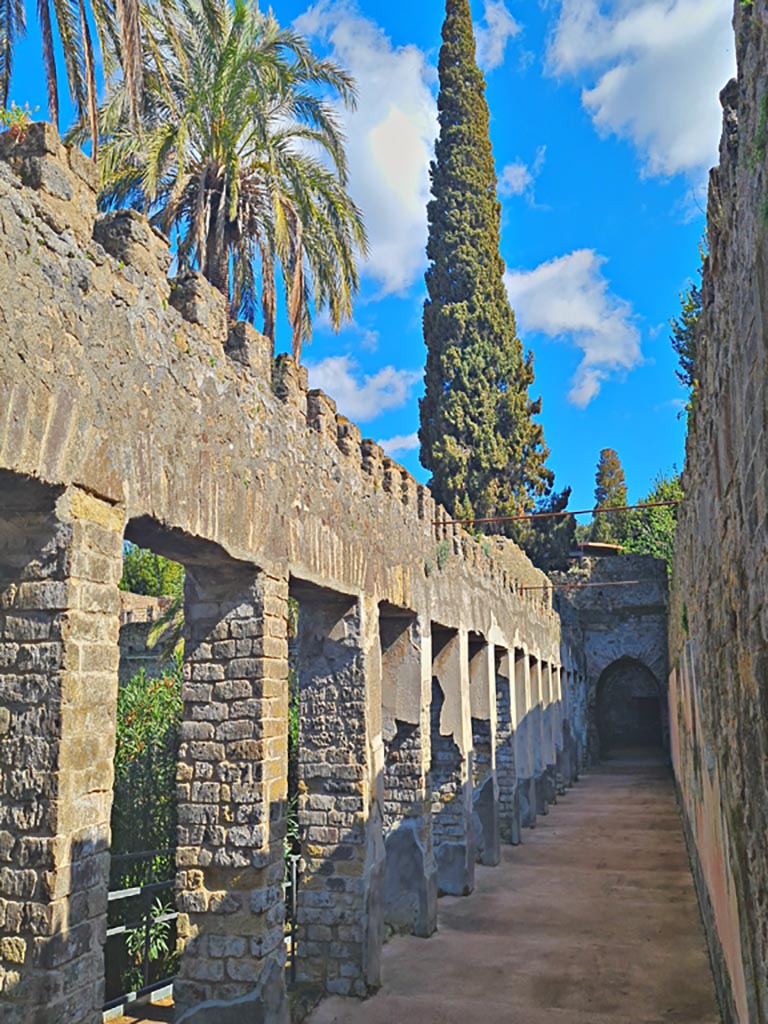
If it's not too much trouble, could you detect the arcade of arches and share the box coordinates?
[4,19,768,1018]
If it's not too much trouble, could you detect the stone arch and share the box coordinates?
[595,657,663,755]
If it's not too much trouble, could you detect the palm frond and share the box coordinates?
[37,0,60,125]
[93,0,366,356]
[0,0,26,107]
[114,0,143,124]
[79,0,98,155]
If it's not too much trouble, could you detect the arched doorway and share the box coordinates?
[596,658,662,754]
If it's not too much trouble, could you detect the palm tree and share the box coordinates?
[0,0,142,154]
[95,0,368,360]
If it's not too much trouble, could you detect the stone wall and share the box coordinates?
[118,592,176,685]
[0,125,584,1022]
[557,554,669,764]
[669,4,768,1021]
[0,477,124,1023]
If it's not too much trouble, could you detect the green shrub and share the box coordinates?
[112,654,183,887]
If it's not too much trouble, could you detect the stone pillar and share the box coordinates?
[429,627,474,897]
[529,656,550,819]
[174,567,289,1024]
[293,587,384,998]
[0,481,124,1024]
[515,650,536,829]
[541,664,557,806]
[380,610,436,938]
[495,649,521,845]
[551,666,567,795]
[559,670,577,786]
[468,636,499,867]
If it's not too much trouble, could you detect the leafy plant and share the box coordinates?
[112,654,183,887]
[120,542,184,598]
[670,246,705,418]
[122,898,179,993]
[287,665,300,827]
[624,471,683,576]
[0,101,36,140]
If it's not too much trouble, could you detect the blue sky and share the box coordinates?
[8,0,736,512]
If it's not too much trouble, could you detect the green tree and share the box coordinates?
[591,448,629,545]
[419,0,552,528]
[95,0,367,359]
[624,471,683,574]
[520,487,577,572]
[120,542,184,597]
[670,250,703,408]
[0,0,142,154]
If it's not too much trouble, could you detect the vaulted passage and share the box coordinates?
[307,754,719,1024]
[596,659,663,755]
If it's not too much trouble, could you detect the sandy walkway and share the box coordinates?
[308,752,720,1024]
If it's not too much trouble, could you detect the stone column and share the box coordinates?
[174,567,289,1024]
[293,587,384,998]
[515,650,536,829]
[495,649,521,845]
[468,637,499,866]
[529,656,550,819]
[430,627,474,897]
[559,670,577,786]
[552,666,567,795]
[0,481,124,1024]
[380,610,436,938]
[541,664,557,806]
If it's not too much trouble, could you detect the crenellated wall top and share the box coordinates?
[0,123,559,653]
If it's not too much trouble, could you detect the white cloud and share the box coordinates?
[499,145,547,201]
[505,249,642,407]
[500,162,532,196]
[295,2,437,294]
[377,432,420,457]
[546,0,735,178]
[475,1,522,72]
[306,355,420,422]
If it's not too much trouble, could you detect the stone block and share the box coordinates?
[272,354,308,413]
[225,322,273,380]
[93,209,172,279]
[308,390,339,443]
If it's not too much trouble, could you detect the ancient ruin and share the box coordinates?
[668,5,768,1020]
[1,3,768,1022]
[0,122,585,1022]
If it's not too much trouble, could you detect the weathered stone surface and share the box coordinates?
[0,129,594,1020]
[93,209,172,280]
[668,5,768,1021]
[0,477,123,1024]
[557,555,669,763]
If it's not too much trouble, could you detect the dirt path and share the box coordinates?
[308,752,720,1024]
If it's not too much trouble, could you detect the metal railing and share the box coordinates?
[103,850,178,1015]
[284,853,301,985]
[103,848,302,1016]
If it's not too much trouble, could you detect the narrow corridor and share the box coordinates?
[309,753,720,1024]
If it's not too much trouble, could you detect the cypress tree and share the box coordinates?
[419,0,552,528]
[590,448,629,545]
